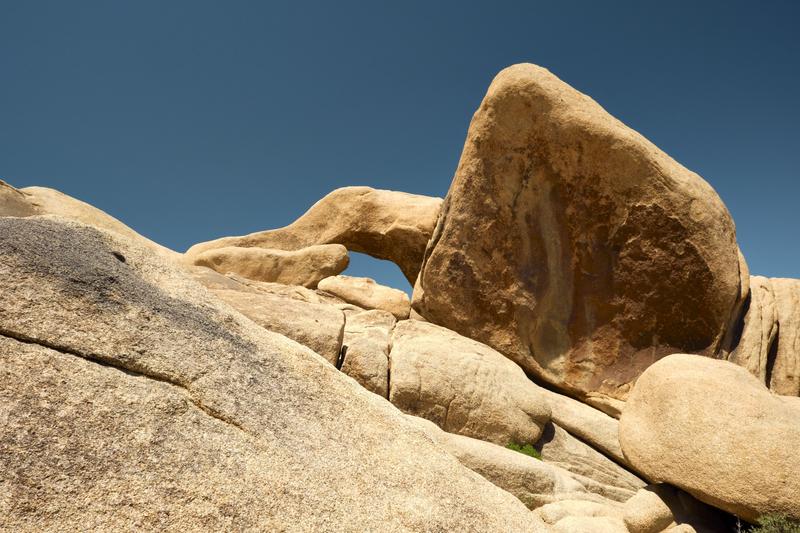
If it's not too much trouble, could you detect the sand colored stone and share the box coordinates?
[186,186,442,284]
[0,216,540,532]
[189,244,349,288]
[619,353,800,522]
[412,63,744,410]
[318,275,410,319]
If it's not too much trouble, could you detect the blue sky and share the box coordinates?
[1,1,798,293]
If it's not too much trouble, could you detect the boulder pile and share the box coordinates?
[1,63,797,531]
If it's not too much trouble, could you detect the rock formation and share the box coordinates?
[619,354,800,522]
[727,276,800,396]
[0,216,540,531]
[318,275,411,319]
[189,244,349,288]
[186,186,442,284]
[2,62,799,532]
[411,64,746,409]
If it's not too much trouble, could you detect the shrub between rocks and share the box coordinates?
[505,442,541,460]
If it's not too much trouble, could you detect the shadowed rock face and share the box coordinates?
[412,63,745,408]
[186,186,442,284]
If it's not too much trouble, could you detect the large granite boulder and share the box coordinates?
[186,186,442,284]
[340,309,396,397]
[619,353,800,522]
[0,216,540,532]
[412,63,745,409]
[389,319,551,446]
[727,275,800,396]
[189,244,349,288]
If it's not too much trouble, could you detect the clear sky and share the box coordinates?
[2,1,798,293]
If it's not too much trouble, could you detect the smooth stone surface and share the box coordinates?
[412,63,744,409]
[389,319,551,447]
[619,353,800,522]
[189,244,349,288]
[186,186,442,284]
[318,275,410,320]
[340,310,396,397]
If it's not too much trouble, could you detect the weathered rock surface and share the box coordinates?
[186,186,442,284]
[340,310,395,397]
[619,353,800,522]
[404,414,610,510]
[538,387,627,467]
[0,182,179,260]
[189,266,345,365]
[412,63,744,409]
[537,423,644,503]
[531,499,627,533]
[319,275,411,319]
[623,484,729,533]
[389,319,551,446]
[0,216,542,532]
[189,244,349,288]
[728,276,800,396]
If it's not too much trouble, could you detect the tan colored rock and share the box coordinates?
[619,353,800,522]
[623,484,729,533]
[0,179,38,216]
[0,215,542,532]
[186,186,442,284]
[532,500,627,533]
[389,319,551,446]
[189,267,345,365]
[189,244,349,288]
[727,276,779,383]
[539,387,627,467]
[340,310,396,397]
[537,423,644,503]
[412,63,744,410]
[405,414,616,510]
[624,486,678,533]
[319,275,410,319]
[769,278,800,396]
[1,181,178,262]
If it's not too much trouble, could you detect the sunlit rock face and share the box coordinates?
[412,63,745,410]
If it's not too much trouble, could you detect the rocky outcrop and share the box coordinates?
[0,181,178,260]
[340,310,395,397]
[404,414,611,510]
[727,276,800,396]
[190,266,345,365]
[318,275,411,319]
[622,484,729,533]
[189,244,349,288]
[389,319,551,446]
[0,216,541,532]
[186,186,442,284]
[619,353,800,522]
[412,63,745,409]
[536,423,644,503]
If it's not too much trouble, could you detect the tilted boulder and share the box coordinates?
[186,186,442,284]
[619,353,800,522]
[389,319,551,446]
[623,484,730,533]
[0,216,541,532]
[189,244,349,288]
[727,275,800,396]
[412,63,745,409]
[318,275,411,320]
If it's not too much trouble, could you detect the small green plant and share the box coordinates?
[748,513,800,533]
[505,442,541,460]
